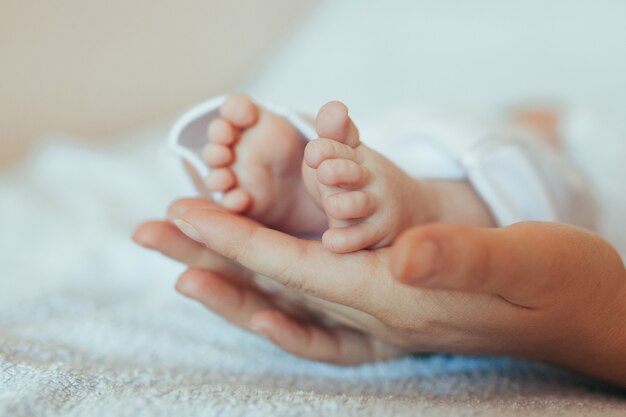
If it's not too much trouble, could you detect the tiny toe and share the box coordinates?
[323,191,377,220]
[220,95,259,128]
[322,222,382,253]
[304,139,357,169]
[203,143,234,167]
[316,101,360,148]
[208,118,237,145]
[317,159,368,188]
[206,168,236,192]
[221,189,252,213]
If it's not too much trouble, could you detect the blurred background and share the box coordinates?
[2,0,625,168]
[0,0,317,167]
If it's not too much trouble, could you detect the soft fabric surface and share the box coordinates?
[1,125,625,416]
[3,1,626,413]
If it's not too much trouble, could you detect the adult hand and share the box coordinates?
[391,220,626,387]
[136,198,626,387]
[134,198,407,364]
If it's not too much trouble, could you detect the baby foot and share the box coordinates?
[302,101,439,253]
[202,95,327,236]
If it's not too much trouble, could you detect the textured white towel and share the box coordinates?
[1,126,625,416]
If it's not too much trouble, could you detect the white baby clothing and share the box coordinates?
[169,96,595,229]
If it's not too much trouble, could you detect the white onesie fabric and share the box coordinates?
[169,96,595,229]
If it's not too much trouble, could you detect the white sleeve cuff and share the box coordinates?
[378,119,596,229]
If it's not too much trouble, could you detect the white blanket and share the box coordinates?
[1,124,625,416]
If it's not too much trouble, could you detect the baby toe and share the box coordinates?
[304,138,357,169]
[208,118,237,145]
[322,222,382,253]
[206,168,236,192]
[220,95,259,129]
[221,188,252,213]
[203,143,234,167]
[323,191,376,220]
[315,101,360,148]
[317,158,368,188]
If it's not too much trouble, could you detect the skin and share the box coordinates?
[134,198,626,387]
[202,95,326,236]
[201,95,494,253]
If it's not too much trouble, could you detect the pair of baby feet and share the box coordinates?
[200,95,489,253]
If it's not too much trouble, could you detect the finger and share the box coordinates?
[133,220,249,282]
[390,222,616,308]
[174,206,380,308]
[250,310,406,365]
[391,223,531,305]
[179,268,405,364]
[167,198,225,220]
[176,268,272,328]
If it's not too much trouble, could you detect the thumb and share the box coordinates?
[390,222,619,308]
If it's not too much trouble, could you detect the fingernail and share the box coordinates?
[131,230,146,247]
[249,323,271,338]
[176,276,198,296]
[173,218,203,242]
[249,323,263,333]
[398,240,441,286]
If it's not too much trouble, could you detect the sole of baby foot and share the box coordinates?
[302,101,439,254]
[203,95,327,236]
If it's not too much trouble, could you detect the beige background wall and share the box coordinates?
[0,0,317,166]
